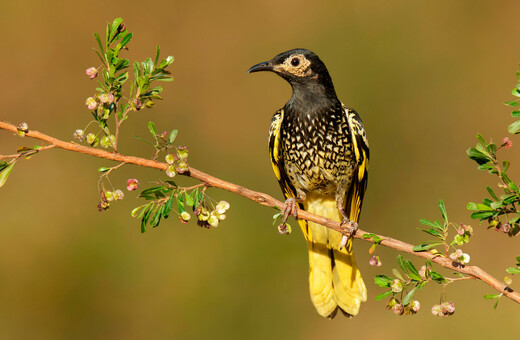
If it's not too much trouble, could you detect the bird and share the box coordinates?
[248,48,369,318]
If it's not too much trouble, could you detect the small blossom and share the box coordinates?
[497,223,512,233]
[99,93,115,104]
[176,160,189,173]
[113,189,124,200]
[502,137,513,149]
[441,301,455,315]
[217,213,226,221]
[100,135,111,148]
[410,300,420,313]
[208,215,219,227]
[86,96,98,110]
[73,129,85,141]
[198,208,210,221]
[392,303,404,315]
[179,211,191,224]
[369,255,382,266]
[431,304,443,316]
[419,265,427,279]
[105,191,114,202]
[177,146,189,160]
[165,153,176,164]
[166,165,176,178]
[17,122,28,133]
[504,276,513,285]
[85,67,98,79]
[459,253,470,264]
[126,179,139,191]
[390,279,403,293]
[86,133,98,146]
[215,200,230,214]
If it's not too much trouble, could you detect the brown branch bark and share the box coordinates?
[1,120,519,305]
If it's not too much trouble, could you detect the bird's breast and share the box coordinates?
[281,110,355,195]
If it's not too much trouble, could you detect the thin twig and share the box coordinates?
[0,120,519,305]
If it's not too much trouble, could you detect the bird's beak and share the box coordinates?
[247,60,273,74]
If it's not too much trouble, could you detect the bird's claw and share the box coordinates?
[339,218,358,250]
[282,197,299,223]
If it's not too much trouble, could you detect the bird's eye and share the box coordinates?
[290,58,300,67]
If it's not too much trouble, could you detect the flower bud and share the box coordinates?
[86,133,98,146]
[105,191,114,202]
[99,93,115,104]
[166,165,176,178]
[100,135,111,148]
[215,200,230,214]
[165,153,176,164]
[369,255,382,266]
[410,300,420,313]
[208,215,219,227]
[504,276,513,285]
[431,304,443,316]
[86,96,98,110]
[180,211,191,222]
[441,301,455,315]
[85,67,98,79]
[126,178,139,191]
[177,146,189,160]
[132,98,143,111]
[392,303,404,315]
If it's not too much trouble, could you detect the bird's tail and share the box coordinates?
[298,194,367,318]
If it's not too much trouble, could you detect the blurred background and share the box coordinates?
[1,0,519,338]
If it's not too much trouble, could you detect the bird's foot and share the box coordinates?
[339,218,358,250]
[282,197,299,223]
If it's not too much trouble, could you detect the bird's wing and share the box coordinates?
[344,106,369,223]
[268,109,299,201]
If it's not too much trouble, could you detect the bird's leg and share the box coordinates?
[282,191,306,223]
[337,196,358,250]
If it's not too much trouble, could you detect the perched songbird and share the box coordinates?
[248,49,369,318]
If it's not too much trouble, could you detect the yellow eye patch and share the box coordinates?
[275,54,312,77]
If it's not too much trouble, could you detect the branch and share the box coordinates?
[1,120,519,305]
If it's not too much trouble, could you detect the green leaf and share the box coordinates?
[93,32,105,56]
[375,290,393,301]
[404,260,422,281]
[362,233,383,244]
[422,228,443,237]
[109,18,124,44]
[169,129,178,144]
[148,121,157,142]
[150,205,162,227]
[430,271,446,283]
[98,167,110,173]
[120,32,132,48]
[392,268,405,281]
[154,45,161,66]
[487,186,499,200]
[374,275,393,288]
[470,211,495,220]
[163,191,174,218]
[467,147,491,165]
[413,242,443,252]
[506,267,520,274]
[419,218,443,229]
[131,204,148,218]
[397,255,407,273]
[484,294,501,300]
[185,191,194,207]
[512,109,520,117]
[402,287,417,305]
[508,120,520,134]
[505,100,520,107]
[476,133,486,145]
[0,162,15,188]
[508,181,519,192]
[438,200,448,224]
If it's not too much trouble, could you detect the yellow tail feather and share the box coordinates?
[299,195,367,318]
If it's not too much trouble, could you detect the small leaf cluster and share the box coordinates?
[132,182,228,233]
[505,70,520,134]
[375,256,445,315]
[414,200,473,256]
[467,134,519,236]
[78,18,174,151]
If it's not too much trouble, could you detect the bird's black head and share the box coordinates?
[248,49,340,111]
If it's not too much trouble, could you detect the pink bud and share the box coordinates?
[126,178,139,191]
[85,97,98,110]
[86,67,98,79]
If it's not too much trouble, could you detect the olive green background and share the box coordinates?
[1,1,519,339]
